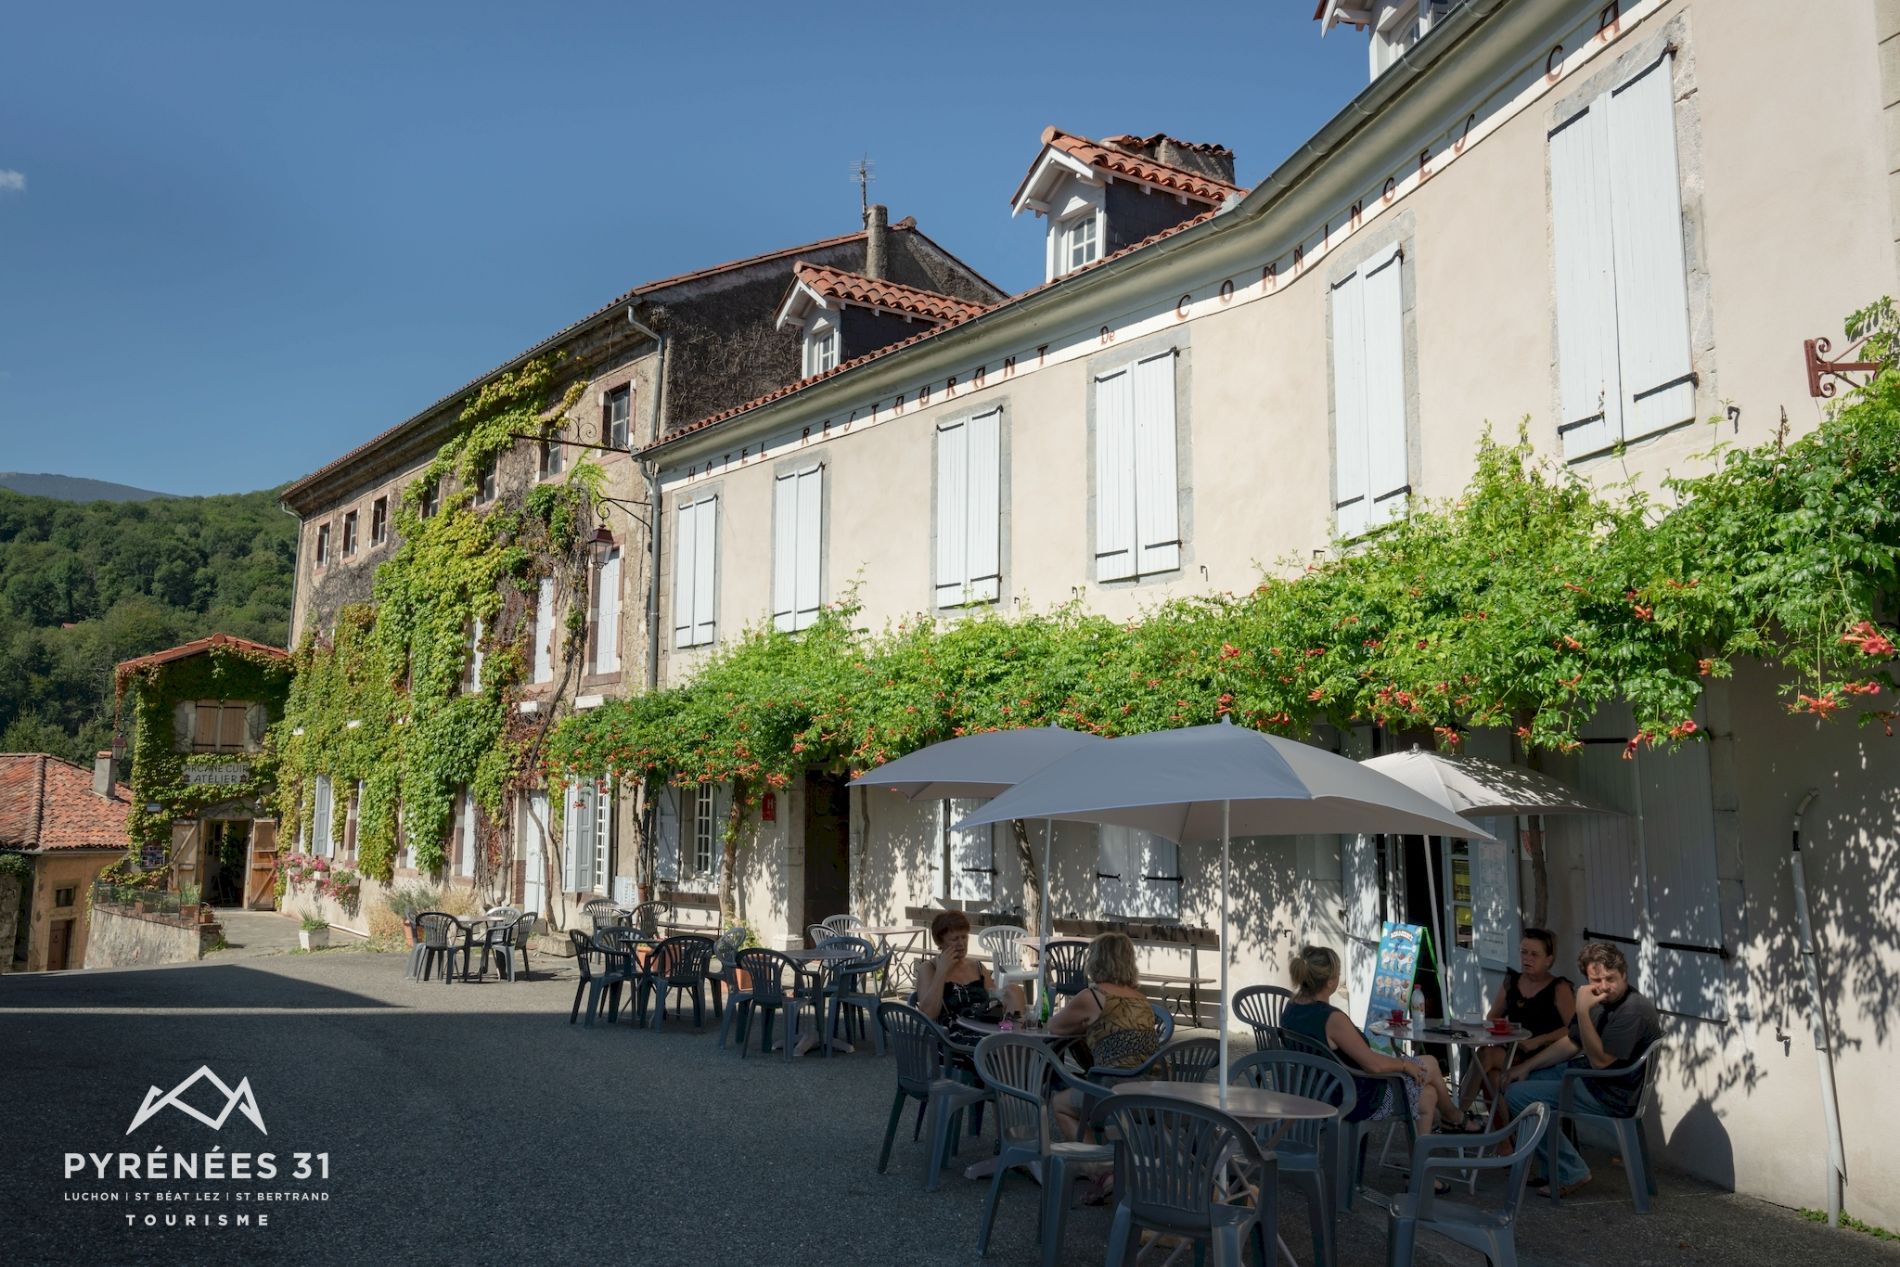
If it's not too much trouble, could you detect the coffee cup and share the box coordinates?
[1389,1008,1407,1025]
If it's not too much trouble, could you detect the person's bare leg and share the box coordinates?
[1459,1046,1504,1111]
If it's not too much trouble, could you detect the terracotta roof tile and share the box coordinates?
[115,633,289,685]
[1023,127,1245,208]
[648,207,1222,453]
[790,263,993,325]
[0,754,132,852]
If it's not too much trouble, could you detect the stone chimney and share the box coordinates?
[1101,134,1237,187]
[93,751,115,799]
[863,203,889,280]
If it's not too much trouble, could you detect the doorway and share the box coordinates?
[802,772,852,927]
[47,918,72,971]
[202,820,252,908]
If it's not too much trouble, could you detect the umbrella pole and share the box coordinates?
[1040,818,1053,1012]
[1425,837,1450,1015]
[1219,799,1230,1111]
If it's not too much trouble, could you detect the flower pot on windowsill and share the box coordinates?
[198,905,215,925]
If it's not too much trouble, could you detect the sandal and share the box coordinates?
[1082,1174,1116,1206]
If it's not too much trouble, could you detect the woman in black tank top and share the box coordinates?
[1459,929,1576,1116]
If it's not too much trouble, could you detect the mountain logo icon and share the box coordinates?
[126,1066,268,1136]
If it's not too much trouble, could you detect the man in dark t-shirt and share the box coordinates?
[1502,941,1663,1196]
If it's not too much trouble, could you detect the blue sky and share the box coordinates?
[0,2,1366,496]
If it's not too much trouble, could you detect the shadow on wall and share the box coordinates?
[1664,1098,1736,1191]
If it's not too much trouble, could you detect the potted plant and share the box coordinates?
[720,919,762,989]
[299,911,331,951]
[386,883,438,945]
[179,883,201,921]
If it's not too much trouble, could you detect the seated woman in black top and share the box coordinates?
[1280,945,1472,1148]
[912,910,1024,1027]
[1458,928,1576,1117]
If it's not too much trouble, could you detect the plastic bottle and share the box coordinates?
[1409,984,1427,1030]
[1039,986,1052,1030]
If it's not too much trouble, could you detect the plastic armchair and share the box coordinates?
[472,913,521,981]
[626,900,668,938]
[1232,1049,1355,1267]
[970,1034,1116,1267]
[707,926,750,1018]
[581,897,622,933]
[876,1003,991,1192]
[415,912,466,984]
[821,913,864,935]
[732,949,808,1061]
[504,913,536,981]
[1088,1092,1278,1267]
[1387,1103,1551,1267]
[636,934,715,1030]
[568,929,634,1024]
[1038,939,1091,1002]
[978,924,1038,1002]
[1264,1026,1415,1212]
[1234,984,1294,1049]
[824,947,893,1056]
[1549,1042,1664,1213]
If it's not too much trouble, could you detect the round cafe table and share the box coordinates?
[1368,1017,1530,1189]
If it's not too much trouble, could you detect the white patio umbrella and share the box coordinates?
[952,719,1494,1107]
[1360,746,1620,1015]
[849,724,1102,1009]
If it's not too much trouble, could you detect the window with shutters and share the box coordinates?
[457,787,477,879]
[314,523,331,567]
[347,780,362,858]
[773,465,824,631]
[562,777,609,894]
[370,496,388,547]
[190,701,250,753]
[1092,350,1181,582]
[592,548,622,674]
[531,577,555,684]
[674,495,718,648]
[1329,242,1411,539]
[1550,50,1694,461]
[605,386,631,449]
[1097,825,1181,920]
[935,409,1002,607]
[1547,701,1728,1022]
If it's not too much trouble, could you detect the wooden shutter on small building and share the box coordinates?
[1551,99,1622,459]
[1093,367,1137,581]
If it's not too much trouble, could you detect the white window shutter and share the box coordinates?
[1550,102,1622,459]
[1361,245,1409,528]
[594,777,614,894]
[1331,270,1371,538]
[692,499,717,646]
[1635,727,1726,1022]
[1132,353,1180,574]
[1097,825,1132,916]
[947,798,992,902]
[794,467,823,629]
[656,786,681,882]
[470,617,484,690]
[935,419,968,606]
[459,788,476,878]
[965,409,1001,602]
[773,473,799,630]
[1565,746,1645,943]
[1607,53,1694,441]
[533,577,554,683]
[565,779,597,892]
[595,551,621,673]
[561,785,578,890]
[1093,369,1136,581]
[1133,834,1183,920]
[312,776,333,856]
[674,499,698,649]
[710,783,729,883]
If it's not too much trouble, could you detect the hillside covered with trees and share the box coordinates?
[0,487,297,764]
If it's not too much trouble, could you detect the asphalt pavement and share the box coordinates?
[1,941,1896,1266]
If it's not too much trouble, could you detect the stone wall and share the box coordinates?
[84,904,216,970]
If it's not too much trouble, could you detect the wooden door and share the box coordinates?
[47,919,72,971]
[247,820,279,910]
[801,772,852,927]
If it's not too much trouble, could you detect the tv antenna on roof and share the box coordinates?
[851,155,876,216]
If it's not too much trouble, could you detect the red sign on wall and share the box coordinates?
[761,792,776,823]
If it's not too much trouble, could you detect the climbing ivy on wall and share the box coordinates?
[550,310,1900,813]
[114,643,293,863]
[275,354,600,885]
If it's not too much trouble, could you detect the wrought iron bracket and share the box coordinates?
[1804,335,1882,399]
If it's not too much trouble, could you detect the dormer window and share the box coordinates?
[1062,213,1101,273]
[803,324,838,377]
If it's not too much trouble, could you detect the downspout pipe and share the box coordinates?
[1791,788,1845,1227]
[626,307,668,896]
